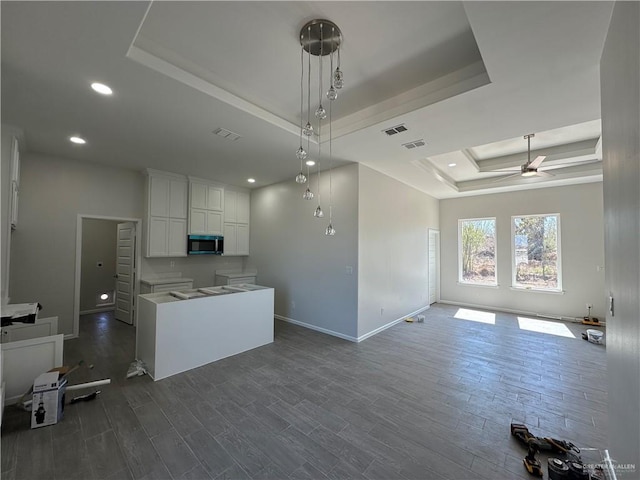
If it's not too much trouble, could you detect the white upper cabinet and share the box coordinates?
[224,190,237,223]
[145,170,188,257]
[224,190,250,224]
[237,192,250,224]
[222,189,250,256]
[188,178,224,235]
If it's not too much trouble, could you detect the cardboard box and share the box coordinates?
[31,371,67,429]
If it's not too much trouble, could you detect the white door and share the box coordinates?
[428,229,440,305]
[115,222,136,324]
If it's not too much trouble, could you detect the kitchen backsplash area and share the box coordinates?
[142,255,254,288]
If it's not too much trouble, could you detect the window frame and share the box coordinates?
[510,213,562,292]
[457,217,498,287]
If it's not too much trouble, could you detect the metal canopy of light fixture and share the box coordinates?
[295,19,343,236]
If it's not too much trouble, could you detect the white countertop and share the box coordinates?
[140,277,194,286]
[215,272,257,279]
[139,284,270,304]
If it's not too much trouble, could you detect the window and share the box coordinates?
[512,214,561,291]
[458,218,497,286]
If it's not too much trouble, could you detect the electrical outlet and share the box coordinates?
[345,265,353,275]
[380,307,384,316]
[170,261,175,268]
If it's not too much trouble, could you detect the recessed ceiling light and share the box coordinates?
[91,82,113,95]
[448,163,457,167]
[247,178,256,183]
[70,136,86,144]
[305,160,316,166]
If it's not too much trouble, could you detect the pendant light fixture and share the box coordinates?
[295,19,342,233]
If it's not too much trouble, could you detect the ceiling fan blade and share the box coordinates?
[491,172,523,183]
[535,170,554,177]
[528,155,546,169]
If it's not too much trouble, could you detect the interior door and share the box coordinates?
[428,229,440,305]
[115,222,136,324]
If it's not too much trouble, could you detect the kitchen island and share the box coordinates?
[136,284,274,380]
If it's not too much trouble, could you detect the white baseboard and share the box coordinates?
[438,300,582,323]
[275,315,358,342]
[356,305,431,342]
[275,304,431,343]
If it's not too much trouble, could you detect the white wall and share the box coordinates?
[80,218,118,312]
[440,183,605,319]
[250,164,359,339]
[9,153,145,335]
[357,165,439,338]
[601,1,640,469]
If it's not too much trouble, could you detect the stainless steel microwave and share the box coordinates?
[187,235,224,255]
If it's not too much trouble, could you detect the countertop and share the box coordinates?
[215,272,257,279]
[140,277,194,286]
[139,284,270,305]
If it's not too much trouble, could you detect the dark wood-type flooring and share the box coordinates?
[1,304,607,479]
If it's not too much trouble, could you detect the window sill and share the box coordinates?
[457,282,499,289]
[510,286,564,295]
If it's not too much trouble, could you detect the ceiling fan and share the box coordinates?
[492,133,552,182]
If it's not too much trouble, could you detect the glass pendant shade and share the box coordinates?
[327,86,337,101]
[303,122,314,136]
[325,223,336,236]
[303,188,314,200]
[296,172,307,184]
[333,68,344,89]
[296,146,307,160]
[315,105,327,119]
[314,206,324,218]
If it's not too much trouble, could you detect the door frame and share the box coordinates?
[428,228,441,304]
[73,214,142,338]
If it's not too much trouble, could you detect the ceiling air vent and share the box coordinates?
[382,124,408,136]
[402,139,427,150]
[212,127,241,141]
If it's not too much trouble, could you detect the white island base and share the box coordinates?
[136,285,274,381]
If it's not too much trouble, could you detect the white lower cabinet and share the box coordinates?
[148,217,187,257]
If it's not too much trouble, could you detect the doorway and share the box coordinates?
[428,229,440,305]
[73,215,142,338]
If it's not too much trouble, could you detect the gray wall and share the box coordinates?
[357,165,439,338]
[9,153,145,335]
[80,218,118,312]
[440,183,605,319]
[601,1,640,469]
[250,164,359,339]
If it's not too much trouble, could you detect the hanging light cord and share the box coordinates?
[299,43,304,172]
[328,36,334,225]
[306,25,312,190]
[317,24,323,205]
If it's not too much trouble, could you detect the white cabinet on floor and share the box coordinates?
[223,189,250,256]
[189,178,224,235]
[145,170,188,257]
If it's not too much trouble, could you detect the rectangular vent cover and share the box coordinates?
[403,139,426,149]
[213,127,241,141]
[383,124,408,136]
